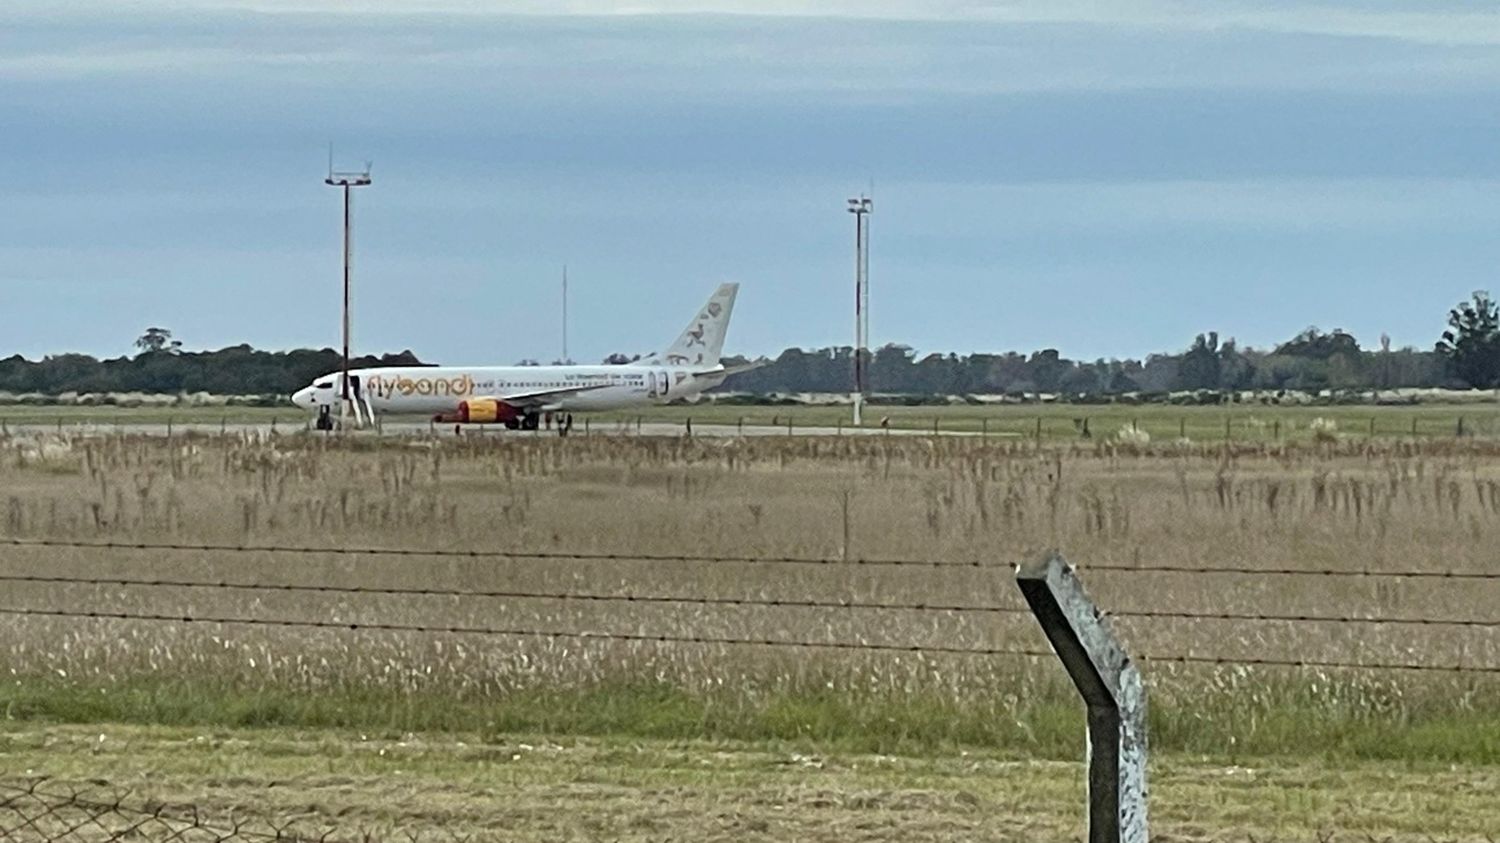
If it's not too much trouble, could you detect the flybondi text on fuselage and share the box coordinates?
[290,283,751,430]
[365,373,476,398]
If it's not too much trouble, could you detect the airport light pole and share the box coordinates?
[325,156,372,429]
[847,195,873,426]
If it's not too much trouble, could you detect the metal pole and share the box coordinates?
[847,196,872,427]
[341,184,352,425]
[853,203,864,427]
[325,157,371,430]
[861,199,871,416]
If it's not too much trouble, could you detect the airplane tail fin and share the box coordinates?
[648,282,738,369]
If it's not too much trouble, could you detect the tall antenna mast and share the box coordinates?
[847,194,873,426]
[324,149,373,430]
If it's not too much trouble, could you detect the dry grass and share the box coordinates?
[0,431,1497,761]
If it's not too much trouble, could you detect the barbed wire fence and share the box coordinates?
[1,536,1497,674]
[2,535,1498,841]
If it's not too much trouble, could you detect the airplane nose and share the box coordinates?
[291,388,313,410]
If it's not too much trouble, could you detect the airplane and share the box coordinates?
[290,283,752,430]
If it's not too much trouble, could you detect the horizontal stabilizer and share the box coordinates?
[709,361,763,378]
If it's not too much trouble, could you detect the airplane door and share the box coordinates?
[659,370,669,398]
[647,371,658,398]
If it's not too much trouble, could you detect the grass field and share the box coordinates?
[5,723,1497,841]
[595,399,1500,440]
[8,399,1500,442]
[1,430,1498,838]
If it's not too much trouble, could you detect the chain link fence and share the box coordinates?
[0,780,472,843]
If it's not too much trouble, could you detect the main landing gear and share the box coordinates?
[505,412,542,431]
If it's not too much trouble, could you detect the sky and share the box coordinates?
[4,1,1500,365]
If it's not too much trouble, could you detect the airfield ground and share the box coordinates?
[0,427,1498,839]
[5,400,1500,442]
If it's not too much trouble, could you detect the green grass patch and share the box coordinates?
[4,675,1500,764]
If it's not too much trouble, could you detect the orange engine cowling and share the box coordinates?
[439,399,521,424]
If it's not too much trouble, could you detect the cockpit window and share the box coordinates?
[315,381,332,389]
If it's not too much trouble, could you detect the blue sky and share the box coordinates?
[4,1,1500,364]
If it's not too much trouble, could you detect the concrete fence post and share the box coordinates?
[1015,553,1149,843]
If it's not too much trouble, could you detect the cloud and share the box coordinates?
[12,1,1500,47]
[5,5,1500,99]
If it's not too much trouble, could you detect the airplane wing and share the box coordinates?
[490,382,611,408]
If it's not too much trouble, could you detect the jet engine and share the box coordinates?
[436,399,522,424]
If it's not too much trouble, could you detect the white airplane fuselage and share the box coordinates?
[299,364,721,415]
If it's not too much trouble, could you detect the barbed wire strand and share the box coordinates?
[6,536,1500,581]
[1082,561,1500,581]
[0,537,985,570]
[1140,652,1500,675]
[3,604,1498,674]
[0,572,1029,616]
[1108,607,1500,629]
[0,604,1050,659]
[4,571,1499,629]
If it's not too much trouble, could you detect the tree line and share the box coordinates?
[0,345,424,397]
[727,291,1500,397]
[5,293,1500,399]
